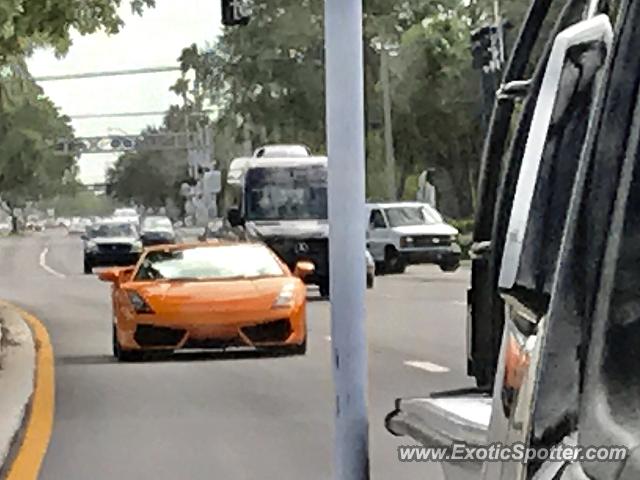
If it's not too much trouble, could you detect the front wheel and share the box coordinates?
[319,279,330,298]
[84,259,92,274]
[384,247,406,274]
[440,260,460,272]
[367,273,374,289]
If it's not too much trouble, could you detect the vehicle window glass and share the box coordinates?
[134,245,285,281]
[88,223,136,238]
[384,207,425,227]
[245,166,327,221]
[422,204,443,224]
[143,217,172,229]
[511,40,608,303]
[369,210,386,229]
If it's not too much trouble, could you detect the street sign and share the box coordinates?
[51,132,194,155]
[221,0,251,26]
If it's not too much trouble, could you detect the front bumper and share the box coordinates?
[116,304,306,351]
[398,244,461,265]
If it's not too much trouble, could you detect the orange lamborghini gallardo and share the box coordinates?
[98,241,313,361]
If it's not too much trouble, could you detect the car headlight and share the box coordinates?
[126,291,154,314]
[131,241,143,252]
[400,236,414,248]
[272,283,296,309]
[86,240,98,252]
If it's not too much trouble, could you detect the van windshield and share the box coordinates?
[245,166,327,221]
[384,207,427,227]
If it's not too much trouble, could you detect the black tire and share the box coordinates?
[374,262,386,275]
[384,246,406,274]
[440,260,460,272]
[84,259,92,274]
[319,279,330,298]
[367,273,374,289]
[112,324,143,362]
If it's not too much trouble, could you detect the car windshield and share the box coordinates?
[135,245,285,281]
[384,207,427,227]
[422,205,444,224]
[143,217,172,230]
[88,223,136,238]
[245,166,327,221]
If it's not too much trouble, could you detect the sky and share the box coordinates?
[27,1,221,185]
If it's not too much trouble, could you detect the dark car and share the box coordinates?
[82,220,142,274]
[140,216,176,246]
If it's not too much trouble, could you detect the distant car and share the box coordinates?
[113,208,140,226]
[98,241,312,361]
[366,201,461,273]
[366,250,375,288]
[82,220,142,274]
[140,216,176,246]
[26,220,45,232]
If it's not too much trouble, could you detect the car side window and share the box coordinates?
[369,210,386,229]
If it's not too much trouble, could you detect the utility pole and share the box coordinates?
[380,47,396,200]
[325,0,369,479]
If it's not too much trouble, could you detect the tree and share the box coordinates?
[170,0,531,217]
[0,62,77,231]
[0,0,155,63]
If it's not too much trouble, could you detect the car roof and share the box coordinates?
[247,156,327,169]
[366,201,428,209]
[92,218,136,226]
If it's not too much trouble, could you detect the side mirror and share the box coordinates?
[80,234,88,241]
[386,389,491,479]
[227,207,244,227]
[98,268,119,283]
[293,261,315,279]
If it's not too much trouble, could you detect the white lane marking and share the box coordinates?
[39,247,66,279]
[324,335,332,342]
[404,360,450,373]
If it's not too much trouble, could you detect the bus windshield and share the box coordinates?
[245,166,328,221]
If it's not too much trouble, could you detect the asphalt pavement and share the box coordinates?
[0,230,473,479]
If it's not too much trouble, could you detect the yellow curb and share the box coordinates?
[0,301,55,480]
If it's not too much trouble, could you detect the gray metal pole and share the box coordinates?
[324,0,370,479]
[381,48,396,200]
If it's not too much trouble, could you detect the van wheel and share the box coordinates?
[440,260,460,272]
[319,280,330,298]
[384,246,406,274]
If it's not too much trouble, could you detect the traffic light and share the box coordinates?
[221,0,251,26]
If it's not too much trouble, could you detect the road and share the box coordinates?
[0,230,473,479]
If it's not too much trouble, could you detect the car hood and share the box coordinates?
[90,237,138,245]
[130,276,298,313]
[250,220,329,239]
[391,223,458,236]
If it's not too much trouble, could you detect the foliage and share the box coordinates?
[0,0,155,62]
[0,61,78,229]
[105,104,201,214]
[39,190,116,217]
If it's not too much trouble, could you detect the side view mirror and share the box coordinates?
[98,268,119,283]
[227,207,244,227]
[293,261,315,279]
[386,389,491,479]
[80,234,88,241]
